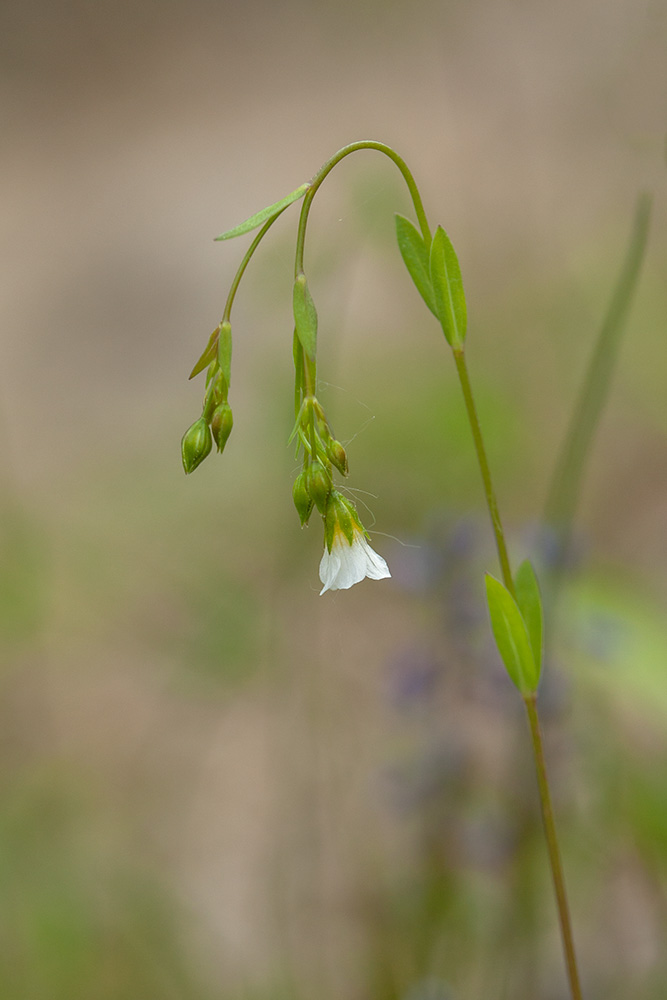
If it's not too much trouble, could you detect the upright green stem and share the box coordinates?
[524,696,583,1000]
[452,348,514,594]
[452,346,583,1000]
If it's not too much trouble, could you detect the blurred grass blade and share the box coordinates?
[544,193,652,560]
[214,183,310,241]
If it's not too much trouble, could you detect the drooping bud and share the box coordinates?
[292,470,314,526]
[211,401,233,453]
[181,417,213,474]
[328,439,349,476]
[307,459,332,513]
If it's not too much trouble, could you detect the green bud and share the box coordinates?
[328,439,348,476]
[211,401,233,453]
[307,459,332,513]
[203,369,227,422]
[181,417,212,474]
[292,470,314,526]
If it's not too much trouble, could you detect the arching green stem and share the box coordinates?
[294,140,432,277]
[292,141,432,456]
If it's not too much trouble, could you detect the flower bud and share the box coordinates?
[307,459,332,513]
[181,417,212,474]
[328,439,348,476]
[292,470,314,526]
[211,401,233,453]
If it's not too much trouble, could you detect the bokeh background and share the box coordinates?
[2,0,667,997]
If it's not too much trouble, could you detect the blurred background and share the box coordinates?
[1,0,667,997]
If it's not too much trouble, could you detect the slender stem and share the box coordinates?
[292,140,431,449]
[295,140,432,276]
[222,207,288,321]
[453,346,584,998]
[524,695,583,1000]
[452,347,515,595]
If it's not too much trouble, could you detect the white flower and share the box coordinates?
[319,522,391,595]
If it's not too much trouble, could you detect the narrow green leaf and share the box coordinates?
[395,214,437,316]
[485,574,539,695]
[217,320,232,387]
[544,193,652,557]
[189,327,220,380]
[514,560,543,682]
[214,182,310,241]
[293,273,318,361]
[429,225,467,348]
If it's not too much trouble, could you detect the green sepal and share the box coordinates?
[485,573,540,695]
[293,273,318,361]
[202,369,226,422]
[325,491,355,547]
[323,494,337,552]
[214,183,310,241]
[217,320,232,387]
[189,327,220,380]
[429,225,467,349]
[395,214,437,317]
[513,560,543,682]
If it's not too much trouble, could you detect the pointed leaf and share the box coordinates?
[514,560,543,681]
[293,273,318,361]
[395,214,437,316]
[189,327,220,380]
[429,225,467,348]
[485,574,539,695]
[214,183,310,241]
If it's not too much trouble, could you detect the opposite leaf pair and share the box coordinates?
[395,215,467,350]
[485,560,543,695]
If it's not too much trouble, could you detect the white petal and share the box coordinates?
[332,535,367,590]
[318,528,391,595]
[319,547,342,594]
[358,535,391,580]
